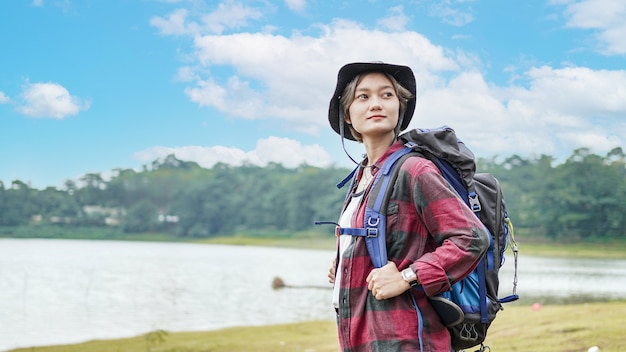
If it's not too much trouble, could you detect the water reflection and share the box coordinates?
[0,239,336,351]
[0,239,624,351]
[500,255,626,304]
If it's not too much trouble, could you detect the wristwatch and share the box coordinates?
[401,267,419,287]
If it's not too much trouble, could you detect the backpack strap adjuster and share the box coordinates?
[366,227,378,238]
[366,216,380,237]
[468,191,481,212]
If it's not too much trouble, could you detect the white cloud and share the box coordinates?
[152,3,626,162]
[378,6,410,32]
[175,66,198,82]
[285,0,306,12]
[0,91,9,104]
[251,136,331,167]
[17,82,90,119]
[150,8,191,36]
[181,19,458,132]
[426,1,475,27]
[524,66,626,116]
[133,136,332,168]
[559,0,626,55]
[200,1,263,34]
[416,66,626,159]
[32,0,43,7]
[184,75,265,119]
[151,1,262,36]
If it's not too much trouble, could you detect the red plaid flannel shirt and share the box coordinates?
[335,141,490,352]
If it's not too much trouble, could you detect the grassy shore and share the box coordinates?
[10,300,626,352]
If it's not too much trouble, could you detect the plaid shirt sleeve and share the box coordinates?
[335,142,490,352]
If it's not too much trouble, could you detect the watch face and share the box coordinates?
[402,268,415,281]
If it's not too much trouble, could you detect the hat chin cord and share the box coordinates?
[339,110,360,165]
[394,115,404,141]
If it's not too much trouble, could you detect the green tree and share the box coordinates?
[75,173,106,206]
[539,148,625,239]
[37,186,81,219]
[0,181,38,226]
[123,199,158,233]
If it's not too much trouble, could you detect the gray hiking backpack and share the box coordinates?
[334,126,520,351]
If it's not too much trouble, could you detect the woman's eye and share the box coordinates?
[357,94,368,100]
[382,92,394,98]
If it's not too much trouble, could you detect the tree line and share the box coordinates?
[1,148,625,241]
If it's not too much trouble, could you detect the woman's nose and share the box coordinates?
[369,97,382,110]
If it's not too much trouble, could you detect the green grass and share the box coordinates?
[484,300,626,352]
[0,225,185,242]
[196,234,337,250]
[10,301,626,352]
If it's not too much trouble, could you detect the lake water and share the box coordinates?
[0,238,625,351]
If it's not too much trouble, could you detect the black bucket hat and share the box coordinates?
[328,62,417,141]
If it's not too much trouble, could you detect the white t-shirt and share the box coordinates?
[332,191,365,308]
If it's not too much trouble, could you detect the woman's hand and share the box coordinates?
[328,258,336,284]
[366,261,410,300]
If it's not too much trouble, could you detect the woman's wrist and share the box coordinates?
[401,267,419,288]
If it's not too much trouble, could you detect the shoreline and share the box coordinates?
[199,235,626,260]
[4,235,626,259]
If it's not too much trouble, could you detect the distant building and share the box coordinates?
[83,206,123,226]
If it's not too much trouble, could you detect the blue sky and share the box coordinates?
[1,0,625,189]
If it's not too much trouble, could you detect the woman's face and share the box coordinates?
[346,72,400,142]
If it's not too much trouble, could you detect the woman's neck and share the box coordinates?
[362,132,396,166]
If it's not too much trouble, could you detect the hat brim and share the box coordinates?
[328,62,417,141]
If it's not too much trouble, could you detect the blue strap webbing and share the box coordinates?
[337,165,358,189]
[338,146,414,268]
[434,157,494,323]
[476,258,488,323]
[409,291,425,352]
[486,231,495,271]
[499,294,520,303]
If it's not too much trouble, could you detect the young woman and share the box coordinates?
[327,62,490,352]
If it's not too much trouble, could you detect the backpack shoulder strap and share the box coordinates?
[337,146,414,268]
